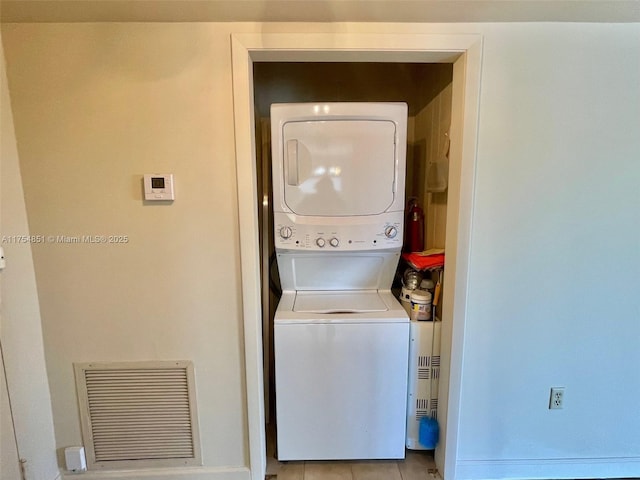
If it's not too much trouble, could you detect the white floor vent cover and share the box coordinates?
[74,361,202,469]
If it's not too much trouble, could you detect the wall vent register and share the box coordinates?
[74,361,201,469]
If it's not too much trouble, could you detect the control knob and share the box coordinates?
[279,226,293,239]
[384,226,398,239]
[329,237,340,248]
[316,238,326,248]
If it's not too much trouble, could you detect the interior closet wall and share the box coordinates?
[415,72,453,250]
[253,61,453,426]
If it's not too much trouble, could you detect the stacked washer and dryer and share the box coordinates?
[271,103,410,461]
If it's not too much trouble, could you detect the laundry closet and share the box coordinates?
[253,62,453,459]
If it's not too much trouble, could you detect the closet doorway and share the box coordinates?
[231,32,482,480]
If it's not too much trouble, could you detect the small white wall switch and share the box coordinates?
[144,174,175,201]
[64,446,87,473]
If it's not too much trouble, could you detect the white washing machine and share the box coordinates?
[271,103,409,460]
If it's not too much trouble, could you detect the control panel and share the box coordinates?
[274,213,403,251]
[143,174,174,201]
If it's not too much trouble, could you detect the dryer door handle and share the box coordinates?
[286,139,299,186]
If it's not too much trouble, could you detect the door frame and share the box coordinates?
[231,31,482,480]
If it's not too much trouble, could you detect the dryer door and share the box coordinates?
[282,119,397,216]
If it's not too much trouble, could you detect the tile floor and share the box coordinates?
[265,449,438,480]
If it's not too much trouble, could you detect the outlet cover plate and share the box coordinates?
[549,387,565,409]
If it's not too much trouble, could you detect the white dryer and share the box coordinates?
[271,103,409,461]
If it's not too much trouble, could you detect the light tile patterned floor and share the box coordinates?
[266,450,438,480]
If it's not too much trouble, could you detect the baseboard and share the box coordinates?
[455,456,640,479]
[60,466,250,480]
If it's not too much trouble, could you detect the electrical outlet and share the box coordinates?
[549,387,565,409]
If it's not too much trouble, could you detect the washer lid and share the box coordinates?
[293,290,388,313]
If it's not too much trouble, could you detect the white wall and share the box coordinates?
[0,41,60,480]
[1,21,639,480]
[457,23,640,478]
[0,23,249,480]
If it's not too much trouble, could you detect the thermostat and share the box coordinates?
[144,174,174,201]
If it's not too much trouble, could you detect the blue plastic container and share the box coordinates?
[419,416,439,449]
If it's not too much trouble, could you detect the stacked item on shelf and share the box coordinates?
[402,248,445,271]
